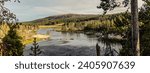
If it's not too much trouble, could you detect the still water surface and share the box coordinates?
[24,28,122,56]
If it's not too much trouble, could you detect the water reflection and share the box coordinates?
[24,28,122,56]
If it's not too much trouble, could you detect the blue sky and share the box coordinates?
[5,0,144,22]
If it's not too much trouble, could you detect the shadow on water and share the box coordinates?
[24,28,122,56]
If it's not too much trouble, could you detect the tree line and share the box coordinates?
[0,0,150,56]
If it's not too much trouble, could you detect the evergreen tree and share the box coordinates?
[30,38,42,56]
[2,25,24,56]
[0,0,20,56]
[139,1,150,55]
[97,0,140,56]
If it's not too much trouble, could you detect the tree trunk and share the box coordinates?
[96,43,100,56]
[131,0,140,56]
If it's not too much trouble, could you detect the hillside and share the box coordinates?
[22,14,105,25]
[22,13,125,32]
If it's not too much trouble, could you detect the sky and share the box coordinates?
[5,0,144,22]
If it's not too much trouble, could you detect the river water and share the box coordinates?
[23,28,122,56]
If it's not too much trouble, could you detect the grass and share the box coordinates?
[0,24,50,45]
[22,38,42,45]
[22,33,50,45]
[39,24,63,31]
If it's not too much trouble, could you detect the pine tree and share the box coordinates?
[2,25,24,56]
[0,0,21,56]
[139,1,150,55]
[30,38,42,56]
[97,0,140,56]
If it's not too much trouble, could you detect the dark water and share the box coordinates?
[23,28,122,56]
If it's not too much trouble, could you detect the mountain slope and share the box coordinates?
[22,14,100,25]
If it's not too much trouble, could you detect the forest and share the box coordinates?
[0,0,150,56]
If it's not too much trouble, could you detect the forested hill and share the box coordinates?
[22,14,98,25]
[22,13,120,25]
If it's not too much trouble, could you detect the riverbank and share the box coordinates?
[39,24,63,32]
[39,25,123,41]
[24,27,121,56]
[20,26,50,45]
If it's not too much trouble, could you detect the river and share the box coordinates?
[23,28,122,56]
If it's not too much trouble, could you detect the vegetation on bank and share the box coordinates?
[1,0,150,56]
[0,23,40,45]
[23,8,150,56]
[2,24,24,56]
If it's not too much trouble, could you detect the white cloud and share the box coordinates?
[5,0,144,21]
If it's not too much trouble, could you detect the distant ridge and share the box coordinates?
[22,14,99,25]
[22,13,123,25]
